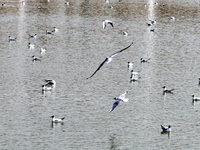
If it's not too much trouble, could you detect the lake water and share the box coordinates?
[0,0,200,149]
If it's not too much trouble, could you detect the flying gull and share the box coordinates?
[109,91,129,113]
[86,42,133,79]
[103,20,114,29]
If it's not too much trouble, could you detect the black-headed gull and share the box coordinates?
[192,95,200,101]
[87,42,133,79]
[32,56,41,61]
[51,116,65,123]
[141,58,150,63]
[109,91,129,113]
[9,36,16,42]
[103,20,114,29]
[161,125,171,132]
[163,86,174,93]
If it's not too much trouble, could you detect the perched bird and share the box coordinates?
[9,36,16,42]
[51,116,65,123]
[29,34,37,38]
[163,86,174,93]
[32,56,41,61]
[109,91,129,113]
[86,42,133,79]
[161,125,171,132]
[141,58,150,63]
[192,95,200,101]
[103,20,114,29]
[42,85,53,91]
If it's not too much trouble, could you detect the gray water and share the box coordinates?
[0,0,200,149]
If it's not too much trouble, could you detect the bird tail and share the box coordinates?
[61,117,65,120]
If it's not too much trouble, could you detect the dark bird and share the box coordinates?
[86,42,133,79]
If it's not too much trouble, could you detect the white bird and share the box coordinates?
[141,58,150,63]
[40,48,46,53]
[87,42,133,79]
[103,20,114,29]
[109,91,129,113]
[42,85,53,91]
[52,27,59,32]
[46,30,52,35]
[1,3,6,6]
[170,16,175,20]
[105,0,110,3]
[130,70,139,77]
[150,20,156,25]
[9,36,16,42]
[29,43,35,49]
[163,86,174,93]
[130,75,140,82]
[128,62,134,69]
[51,116,65,123]
[32,56,41,61]
[161,125,171,132]
[123,31,128,36]
[65,1,69,5]
[29,34,37,38]
[192,95,200,101]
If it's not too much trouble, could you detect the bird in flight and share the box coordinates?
[109,91,129,113]
[86,42,133,79]
[103,20,114,29]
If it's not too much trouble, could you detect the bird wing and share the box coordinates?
[109,42,133,58]
[119,92,127,99]
[109,100,120,113]
[161,125,167,131]
[108,22,114,28]
[86,42,133,79]
[86,58,108,79]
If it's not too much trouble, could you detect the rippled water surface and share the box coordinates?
[0,0,200,149]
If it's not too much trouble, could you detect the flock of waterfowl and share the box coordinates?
[4,0,198,134]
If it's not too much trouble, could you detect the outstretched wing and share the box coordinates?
[109,42,133,58]
[86,58,108,79]
[108,22,114,28]
[161,125,167,131]
[109,100,120,113]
